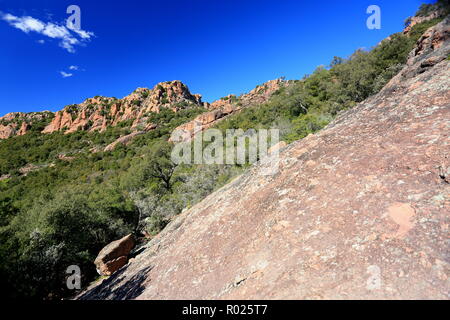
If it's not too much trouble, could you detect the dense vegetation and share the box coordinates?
[0,5,446,299]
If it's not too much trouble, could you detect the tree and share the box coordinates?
[144,141,177,192]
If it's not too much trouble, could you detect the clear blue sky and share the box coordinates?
[0,0,432,116]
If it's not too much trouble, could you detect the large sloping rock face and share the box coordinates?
[78,19,450,300]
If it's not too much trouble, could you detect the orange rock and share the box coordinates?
[17,121,29,136]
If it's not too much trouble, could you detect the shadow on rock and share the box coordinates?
[77,265,153,300]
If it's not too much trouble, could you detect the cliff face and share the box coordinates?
[78,18,450,300]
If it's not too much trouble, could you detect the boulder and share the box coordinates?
[78,18,450,300]
[0,124,16,139]
[94,234,135,276]
[37,80,203,136]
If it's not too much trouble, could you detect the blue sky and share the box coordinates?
[0,0,432,116]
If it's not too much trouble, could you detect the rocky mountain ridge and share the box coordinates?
[0,79,289,140]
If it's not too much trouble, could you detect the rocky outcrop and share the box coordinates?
[0,124,15,140]
[94,234,136,276]
[0,80,202,139]
[0,111,53,139]
[77,19,450,300]
[169,79,290,142]
[18,163,52,176]
[403,5,448,34]
[1,79,287,141]
[17,121,28,135]
[42,110,73,133]
[57,154,75,162]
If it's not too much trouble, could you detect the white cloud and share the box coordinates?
[37,39,45,44]
[0,11,94,53]
[69,65,79,70]
[60,71,73,78]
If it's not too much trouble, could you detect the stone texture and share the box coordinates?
[78,18,450,300]
[268,141,287,155]
[94,234,136,276]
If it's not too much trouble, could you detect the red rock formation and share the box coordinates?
[17,121,28,136]
[41,110,74,133]
[103,131,146,152]
[403,6,447,34]
[390,16,450,84]
[77,18,450,300]
[1,79,288,141]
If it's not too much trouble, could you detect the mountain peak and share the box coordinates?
[0,79,290,140]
